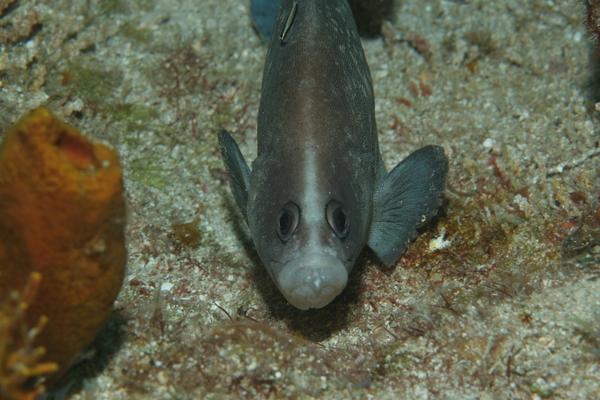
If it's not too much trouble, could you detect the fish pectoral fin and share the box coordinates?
[218,130,252,220]
[368,145,448,266]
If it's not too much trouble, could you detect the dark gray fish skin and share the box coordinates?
[219,0,448,310]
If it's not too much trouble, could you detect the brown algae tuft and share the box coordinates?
[0,273,58,399]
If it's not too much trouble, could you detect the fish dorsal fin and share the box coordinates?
[218,130,252,220]
[368,145,448,266]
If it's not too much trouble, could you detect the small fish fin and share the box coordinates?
[368,145,448,266]
[218,130,252,220]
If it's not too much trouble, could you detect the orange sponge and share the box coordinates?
[0,108,126,386]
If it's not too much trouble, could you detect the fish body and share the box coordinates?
[219,0,448,310]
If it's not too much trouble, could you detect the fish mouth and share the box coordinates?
[276,252,348,310]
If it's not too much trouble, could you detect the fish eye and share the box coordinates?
[326,200,349,239]
[277,202,300,242]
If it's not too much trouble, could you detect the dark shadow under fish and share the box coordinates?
[220,0,448,310]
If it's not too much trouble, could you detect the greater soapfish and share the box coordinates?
[219,0,448,310]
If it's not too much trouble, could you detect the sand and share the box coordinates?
[1,0,599,398]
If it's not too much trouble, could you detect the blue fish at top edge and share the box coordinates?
[250,0,282,41]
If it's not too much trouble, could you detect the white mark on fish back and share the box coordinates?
[303,146,323,252]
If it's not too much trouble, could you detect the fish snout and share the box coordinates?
[277,253,348,310]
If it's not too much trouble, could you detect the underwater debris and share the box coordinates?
[587,0,600,44]
[0,273,58,400]
[0,1,16,17]
[573,312,600,360]
[0,3,41,46]
[562,200,600,270]
[0,108,126,385]
[405,32,432,62]
[170,220,202,249]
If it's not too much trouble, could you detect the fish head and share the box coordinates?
[247,155,371,310]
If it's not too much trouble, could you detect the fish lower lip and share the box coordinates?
[276,252,348,310]
[290,284,339,307]
[294,283,336,298]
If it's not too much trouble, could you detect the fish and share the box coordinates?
[250,0,282,42]
[250,0,393,41]
[219,0,448,310]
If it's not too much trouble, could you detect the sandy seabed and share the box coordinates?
[1,0,599,399]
